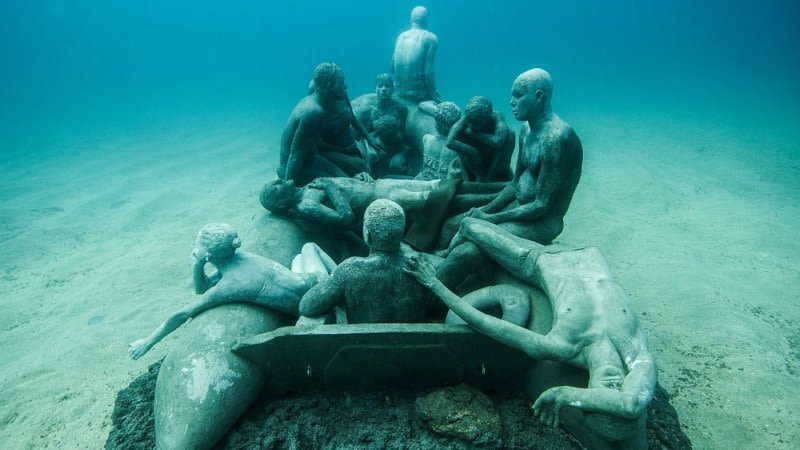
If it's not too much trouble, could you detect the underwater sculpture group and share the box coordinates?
[127,6,657,450]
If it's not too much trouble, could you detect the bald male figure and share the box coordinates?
[437,69,583,288]
[391,6,442,103]
[299,200,435,323]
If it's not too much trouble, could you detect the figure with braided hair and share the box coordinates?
[277,62,379,186]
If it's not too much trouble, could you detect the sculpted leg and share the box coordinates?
[459,218,546,284]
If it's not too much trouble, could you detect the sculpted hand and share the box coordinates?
[532,386,569,428]
[306,178,326,190]
[354,172,375,183]
[368,136,387,154]
[467,207,490,221]
[128,338,152,360]
[403,254,437,288]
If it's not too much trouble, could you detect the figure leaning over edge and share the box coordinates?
[405,217,656,432]
[128,223,334,360]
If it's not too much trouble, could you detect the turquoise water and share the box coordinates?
[2,1,798,153]
[2,1,799,448]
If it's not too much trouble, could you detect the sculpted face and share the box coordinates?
[509,81,537,122]
[376,80,394,100]
[330,71,347,99]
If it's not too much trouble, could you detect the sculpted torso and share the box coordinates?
[393,30,437,102]
[213,253,310,305]
[531,246,651,393]
[516,117,583,219]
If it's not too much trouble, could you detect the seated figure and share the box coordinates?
[446,96,515,182]
[391,6,442,103]
[415,101,462,181]
[277,62,378,186]
[128,223,334,360]
[351,73,412,177]
[404,218,656,431]
[437,68,583,288]
[299,200,435,323]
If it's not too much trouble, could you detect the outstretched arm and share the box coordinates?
[128,288,231,360]
[446,117,482,163]
[403,256,572,360]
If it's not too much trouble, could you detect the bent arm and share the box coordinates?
[285,112,323,182]
[299,267,347,317]
[534,350,657,419]
[470,114,510,150]
[478,182,517,214]
[192,258,218,294]
[296,183,356,227]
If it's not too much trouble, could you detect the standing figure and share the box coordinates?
[277,62,378,186]
[391,6,442,103]
[446,96,515,182]
[437,69,583,288]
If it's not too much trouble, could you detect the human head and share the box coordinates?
[372,115,403,144]
[313,62,346,100]
[195,223,241,262]
[375,73,394,100]
[260,178,298,214]
[465,96,493,130]
[363,199,405,252]
[510,68,553,122]
[410,6,428,28]
[433,101,462,135]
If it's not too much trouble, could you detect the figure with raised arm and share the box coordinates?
[437,69,583,288]
[405,218,656,440]
[446,96,515,182]
[128,223,334,359]
[277,62,378,186]
[391,6,442,103]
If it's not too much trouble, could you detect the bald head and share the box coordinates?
[363,199,405,252]
[514,68,553,102]
[411,6,428,28]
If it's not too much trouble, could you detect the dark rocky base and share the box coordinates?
[106,362,691,450]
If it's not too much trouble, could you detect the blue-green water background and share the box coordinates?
[2,0,799,154]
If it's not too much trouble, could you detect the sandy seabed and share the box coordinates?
[1,103,798,449]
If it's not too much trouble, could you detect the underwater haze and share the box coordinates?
[3,0,799,148]
[1,1,799,448]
